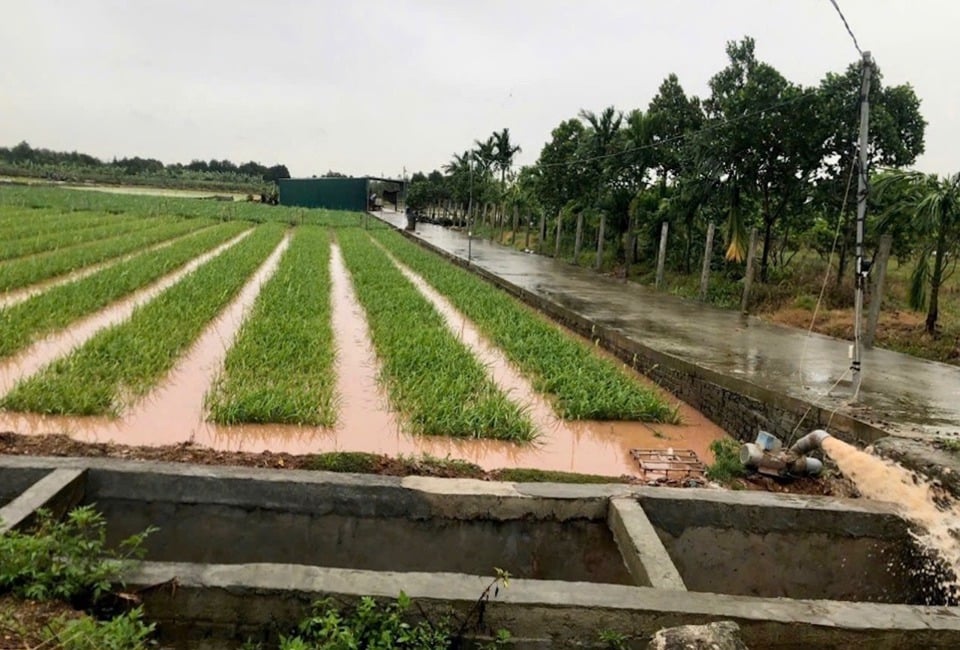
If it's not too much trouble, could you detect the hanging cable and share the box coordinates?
[827,0,864,56]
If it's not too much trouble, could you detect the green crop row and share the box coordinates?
[0,185,372,227]
[337,229,534,441]
[0,221,251,360]
[0,207,113,239]
[0,217,214,293]
[206,226,336,426]
[2,224,286,416]
[372,230,678,422]
[0,213,155,262]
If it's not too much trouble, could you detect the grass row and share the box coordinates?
[2,223,286,416]
[206,225,336,425]
[372,230,678,422]
[0,213,153,262]
[0,207,126,240]
[0,221,251,360]
[337,229,535,441]
[0,217,214,292]
[0,185,370,227]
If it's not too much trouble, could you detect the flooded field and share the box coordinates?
[0,203,726,477]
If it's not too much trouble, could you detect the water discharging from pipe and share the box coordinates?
[821,436,959,595]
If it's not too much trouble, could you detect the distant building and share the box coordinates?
[278,177,404,212]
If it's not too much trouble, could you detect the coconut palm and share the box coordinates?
[875,170,960,334]
[493,128,521,188]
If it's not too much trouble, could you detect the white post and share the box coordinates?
[852,51,872,399]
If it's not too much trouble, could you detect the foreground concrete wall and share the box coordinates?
[1,457,958,648]
[127,562,960,650]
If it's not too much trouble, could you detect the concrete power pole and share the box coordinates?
[852,51,872,400]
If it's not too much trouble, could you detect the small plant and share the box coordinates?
[940,438,960,454]
[705,438,747,484]
[0,505,154,603]
[481,628,512,649]
[48,607,156,650]
[280,593,450,650]
[598,629,629,649]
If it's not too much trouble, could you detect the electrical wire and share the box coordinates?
[828,0,864,56]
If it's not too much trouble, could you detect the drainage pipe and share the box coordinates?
[790,429,831,456]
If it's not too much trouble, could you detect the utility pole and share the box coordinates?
[852,51,872,400]
[467,157,474,263]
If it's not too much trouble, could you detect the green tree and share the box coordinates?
[702,37,822,279]
[874,170,960,334]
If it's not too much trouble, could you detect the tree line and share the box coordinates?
[0,141,291,192]
[405,37,960,333]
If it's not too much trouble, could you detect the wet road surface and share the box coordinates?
[377,211,960,439]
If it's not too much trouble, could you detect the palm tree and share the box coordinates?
[493,128,521,188]
[578,107,622,267]
[491,129,521,237]
[875,170,960,334]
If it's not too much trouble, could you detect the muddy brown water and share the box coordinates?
[0,236,727,477]
[822,436,960,584]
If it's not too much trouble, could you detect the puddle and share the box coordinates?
[0,230,251,396]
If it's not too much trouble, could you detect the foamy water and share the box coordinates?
[822,436,959,599]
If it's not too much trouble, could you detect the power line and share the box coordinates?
[828,0,864,56]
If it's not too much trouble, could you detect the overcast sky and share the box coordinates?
[1,1,956,178]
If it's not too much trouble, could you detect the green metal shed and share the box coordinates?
[278,177,405,212]
[278,177,369,211]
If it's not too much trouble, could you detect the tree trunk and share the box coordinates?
[512,205,519,245]
[683,209,695,274]
[525,214,532,250]
[760,215,774,283]
[927,219,949,334]
[554,210,563,258]
[573,212,584,265]
[595,212,606,270]
[537,211,546,254]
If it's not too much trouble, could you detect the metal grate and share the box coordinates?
[631,448,706,483]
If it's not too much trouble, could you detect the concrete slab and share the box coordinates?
[127,561,960,649]
[0,468,86,533]
[375,214,960,442]
[608,498,686,590]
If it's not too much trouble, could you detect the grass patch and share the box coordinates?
[940,438,960,454]
[0,216,215,292]
[0,212,148,262]
[705,438,747,484]
[372,229,677,422]
[490,468,626,484]
[206,226,336,425]
[0,185,369,227]
[0,207,135,242]
[338,229,535,441]
[305,451,382,474]
[2,224,285,415]
[0,221,249,360]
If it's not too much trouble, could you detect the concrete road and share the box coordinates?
[375,212,960,440]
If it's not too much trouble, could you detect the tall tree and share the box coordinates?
[534,118,589,218]
[874,171,959,334]
[702,37,822,279]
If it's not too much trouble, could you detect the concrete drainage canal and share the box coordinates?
[1,456,958,648]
